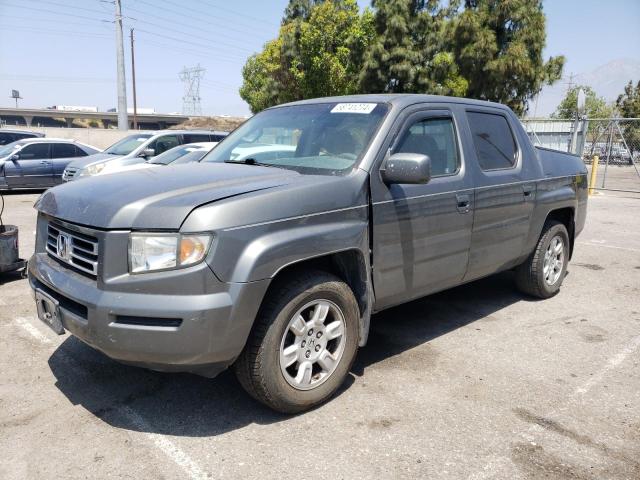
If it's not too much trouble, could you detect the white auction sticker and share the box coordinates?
[330,103,377,114]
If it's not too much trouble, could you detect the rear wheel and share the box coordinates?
[234,271,359,413]
[516,220,570,299]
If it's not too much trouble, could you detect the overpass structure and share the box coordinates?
[0,107,190,130]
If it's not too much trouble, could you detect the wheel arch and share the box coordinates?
[544,207,575,259]
[261,249,373,347]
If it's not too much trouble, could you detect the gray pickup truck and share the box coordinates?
[28,95,588,413]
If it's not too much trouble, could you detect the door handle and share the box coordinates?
[39,160,51,165]
[456,194,471,214]
[523,185,534,200]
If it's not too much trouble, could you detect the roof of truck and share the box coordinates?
[279,94,511,112]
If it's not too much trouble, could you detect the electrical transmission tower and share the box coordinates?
[179,65,205,116]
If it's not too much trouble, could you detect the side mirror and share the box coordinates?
[10,154,20,161]
[381,153,431,184]
[140,148,155,158]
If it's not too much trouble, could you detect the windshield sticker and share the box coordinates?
[330,103,377,114]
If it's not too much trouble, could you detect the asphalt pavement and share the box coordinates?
[1,186,639,480]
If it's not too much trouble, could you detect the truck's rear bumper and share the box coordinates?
[28,252,269,377]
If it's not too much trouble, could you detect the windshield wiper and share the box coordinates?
[224,158,279,168]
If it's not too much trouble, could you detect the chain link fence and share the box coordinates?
[522,118,640,193]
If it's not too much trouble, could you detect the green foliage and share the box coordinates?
[616,80,640,118]
[359,0,467,96]
[451,0,564,115]
[552,85,613,119]
[240,0,374,113]
[240,0,563,114]
[616,80,640,154]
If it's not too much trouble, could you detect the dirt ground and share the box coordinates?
[0,182,639,480]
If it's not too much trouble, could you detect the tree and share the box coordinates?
[616,80,640,118]
[359,0,467,96]
[616,80,640,156]
[552,85,613,119]
[450,0,564,115]
[241,0,563,114]
[239,0,375,113]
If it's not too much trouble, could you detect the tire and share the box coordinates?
[516,220,570,299]
[234,270,359,413]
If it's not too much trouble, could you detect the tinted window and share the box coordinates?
[396,117,459,176]
[183,134,210,143]
[19,143,50,159]
[467,112,517,170]
[0,132,17,145]
[150,134,180,155]
[74,145,88,157]
[51,143,77,158]
[211,134,226,142]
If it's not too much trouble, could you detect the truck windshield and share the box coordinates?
[104,134,152,156]
[202,102,389,174]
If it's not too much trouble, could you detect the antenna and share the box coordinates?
[179,65,205,116]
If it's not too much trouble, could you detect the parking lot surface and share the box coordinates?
[1,186,639,480]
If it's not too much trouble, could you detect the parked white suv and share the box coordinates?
[63,130,228,181]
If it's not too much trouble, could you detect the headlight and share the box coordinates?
[129,233,213,273]
[81,162,107,176]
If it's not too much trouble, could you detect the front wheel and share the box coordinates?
[234,271,359,413]
[516,220,570,299]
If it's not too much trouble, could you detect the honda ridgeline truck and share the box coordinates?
[29,95,588,413]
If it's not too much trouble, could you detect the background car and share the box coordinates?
[0,138,100,189]
[63,130,228,181]
[0,129,45,145]
[99,142,218,175]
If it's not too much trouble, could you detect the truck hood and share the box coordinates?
[36,163,301,229]
[65,152,124,170]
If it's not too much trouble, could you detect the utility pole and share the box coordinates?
[130,28,138,130]
[115,0,128,130]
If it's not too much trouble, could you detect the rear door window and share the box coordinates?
[466,111,517,170]
[74,145,89,156]
[183,134,210,143]
[150,134,180,155]
[19,143,50,159]
[51,143,78,158]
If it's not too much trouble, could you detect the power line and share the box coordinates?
[126,1,271,48]
[152,0,279,34]
[0,25,111,39]
[2,2,110,24]
[190,0,281,29]
[122,10,254,55]
[22,0,109,17]
[129,27,250,61]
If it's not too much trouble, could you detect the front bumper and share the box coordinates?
[28,252,269,377]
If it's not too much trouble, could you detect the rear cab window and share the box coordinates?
[466,111,518,170]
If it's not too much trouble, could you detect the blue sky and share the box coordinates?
[0,0,638,116]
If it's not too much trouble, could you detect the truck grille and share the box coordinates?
[46,223,99,277]
[62,167,79,181]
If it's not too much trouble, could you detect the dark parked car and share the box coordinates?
[0,128,44,145]
[0,138,100,189]
[29,95,588,413]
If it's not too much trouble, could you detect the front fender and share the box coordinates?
[209,206,369,283]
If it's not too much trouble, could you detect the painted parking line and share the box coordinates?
[12,315,209,480]
[468,333,640,480]
[15,317,52,344]
[578,241,640,253]
[575,334,640,395]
